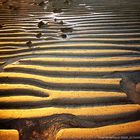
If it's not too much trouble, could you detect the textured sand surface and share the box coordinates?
[0,0,140,139]
[0,130,19,140]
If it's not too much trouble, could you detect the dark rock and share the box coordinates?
[53,8,62,13]
[64,0,72,4]
[38,21,45,28]
[36,32,42,38]
[26,41,32,48]
[38,1,45,6]
[54,18,57,22]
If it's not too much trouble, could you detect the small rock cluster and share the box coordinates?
[0,0,74,48]
[27,0,74,48]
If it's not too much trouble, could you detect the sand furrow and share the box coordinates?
[0,0,140,139]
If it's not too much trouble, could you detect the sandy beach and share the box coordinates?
[0,0,140,139]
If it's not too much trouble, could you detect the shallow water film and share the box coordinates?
[0,0,140,140]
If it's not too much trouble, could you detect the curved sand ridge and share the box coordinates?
[0,0,140,139]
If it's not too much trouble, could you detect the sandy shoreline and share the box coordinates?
[0,0,140,139]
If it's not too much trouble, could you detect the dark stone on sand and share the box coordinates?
[64,0,73,4]
[53,8,62,13]
[26,41,32,47]
[38,1,45,6]
[64,0,70,4]
[36,32,42,38]
[61,33,67,38]
[38,21,45,28]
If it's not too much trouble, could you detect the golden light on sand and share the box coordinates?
[0,0,140,139]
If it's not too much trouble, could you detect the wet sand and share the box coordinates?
[0,0,140,139]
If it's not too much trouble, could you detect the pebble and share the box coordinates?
[53,8,62,13]
[26,41,32,47]
[64,0,70,4]
[38,21,45,28]
[9,5,19,11]
[61,33,67,39]
[36,32,42,38]
[38,1,45,6]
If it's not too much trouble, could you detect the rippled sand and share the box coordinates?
[0,0,140,140]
